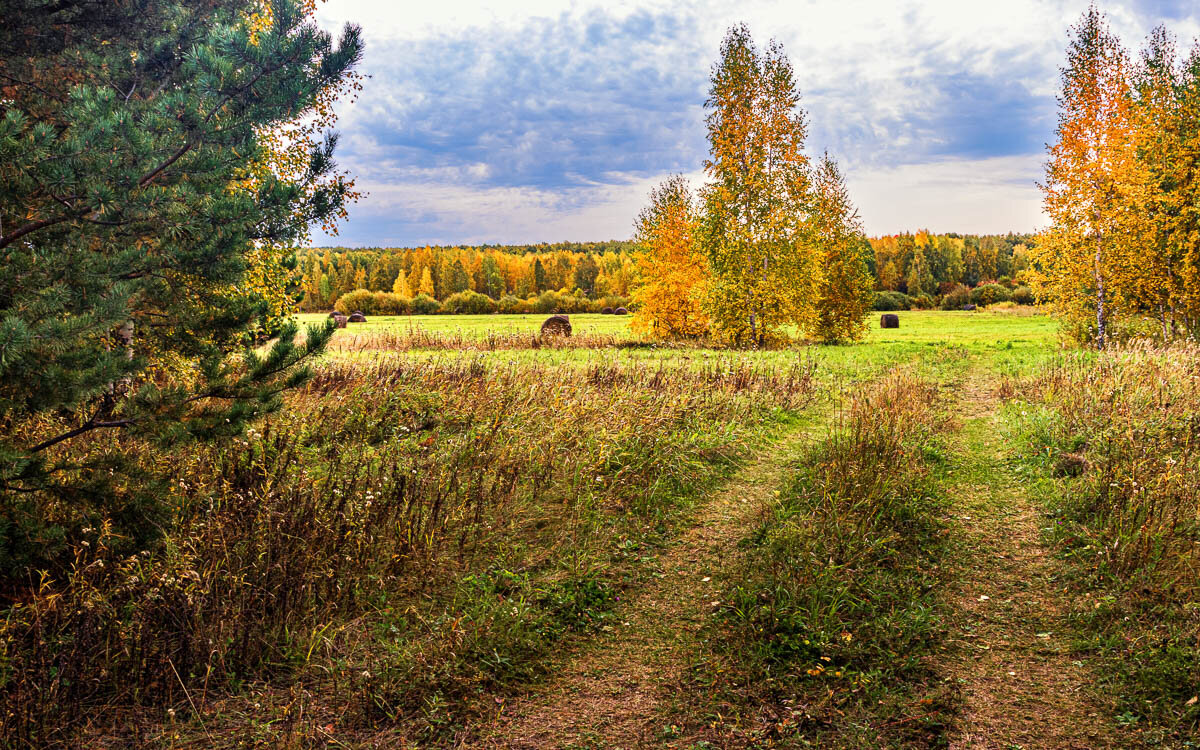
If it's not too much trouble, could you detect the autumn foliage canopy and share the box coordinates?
[633,26,873,345]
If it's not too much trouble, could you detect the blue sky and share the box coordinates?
[312,0,1200,246]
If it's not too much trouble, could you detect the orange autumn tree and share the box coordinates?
[811,154,874,342]
[1035,6,1149,348]
[632,176,709,339]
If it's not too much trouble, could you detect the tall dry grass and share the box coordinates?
[1019,342,1200,741]
[1028,343,1200,589]
[0,354,816,745]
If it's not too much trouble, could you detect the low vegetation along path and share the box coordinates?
[471,360,1117,749]
[474,422,818,748]
[938,363,1112,749]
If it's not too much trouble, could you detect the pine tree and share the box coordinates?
[573,255,601,298]
[0,0,362,573]
[533,258,548,293]
[906,248,935,298]
[448,259,470,295]
[480,255,505,299]
[698,26,820,346]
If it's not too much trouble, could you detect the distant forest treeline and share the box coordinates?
[296,233,1035,312]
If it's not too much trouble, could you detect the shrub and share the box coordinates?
[941,284,971,310]
[335,289,411,316]
[498,295,528,314]
[532,291,564,314]
[334,289,375,315]
[440,290,498,315]
[969,283,1012,307]
[410,293,440,315]
[532,290,595,314]
[1011,285,1035,305]
[873,291,912,311]
[910,293,935,310]
[599,295,631,311]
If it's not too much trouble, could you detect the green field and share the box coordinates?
[299,308,1060,349]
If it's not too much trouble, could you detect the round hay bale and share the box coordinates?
[601,307,614,315]
[614,307,629,315]
[880,313,900,329]
[961,304,977,311]
[540,314,572,337]
[332,313,348,329]
[328,310,341,318]
[349,311,367,323]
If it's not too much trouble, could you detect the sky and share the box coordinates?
[310,0,1200,246]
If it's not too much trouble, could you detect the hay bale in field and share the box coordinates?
[962,304,977,311]
[328,309,341,318]
[601,307,614,315]
[332,313,348,328]
[540,314,572,337]
[614,307,629,315]
[349,311,367,323]
[880,313,899,329]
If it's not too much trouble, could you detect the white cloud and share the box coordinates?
[311,0,1199,244]
[848,155,1047,236]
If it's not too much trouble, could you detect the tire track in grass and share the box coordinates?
[939,364,1113,750]
[469,420,822,749]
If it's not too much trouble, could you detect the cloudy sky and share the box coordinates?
[310,0,1200,246]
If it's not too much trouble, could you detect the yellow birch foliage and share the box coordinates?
[699,26,821,347]
[240,0,364,326]
[631,177,708,339]
[810,154,873,342]
[419,267,436,297]
[392,269,412,297]
[1034,6,1148,348]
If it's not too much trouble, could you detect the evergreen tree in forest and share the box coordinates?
[533,258,548,293]
[0,0,362,574]
[573,255,601,297]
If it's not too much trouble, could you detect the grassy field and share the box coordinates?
[298,308,1061,350]
[10,309,1198,748]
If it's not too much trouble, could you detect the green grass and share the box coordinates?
[298,309,1062,384]
[297,308,1060,351]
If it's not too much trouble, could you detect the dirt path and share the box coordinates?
[939,366,1112,749]
[472,424,817,749]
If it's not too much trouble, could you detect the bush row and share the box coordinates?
[333,289,632,316]
[873,284,1035,312]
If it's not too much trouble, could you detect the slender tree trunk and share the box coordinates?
[1094,223,1107,350]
